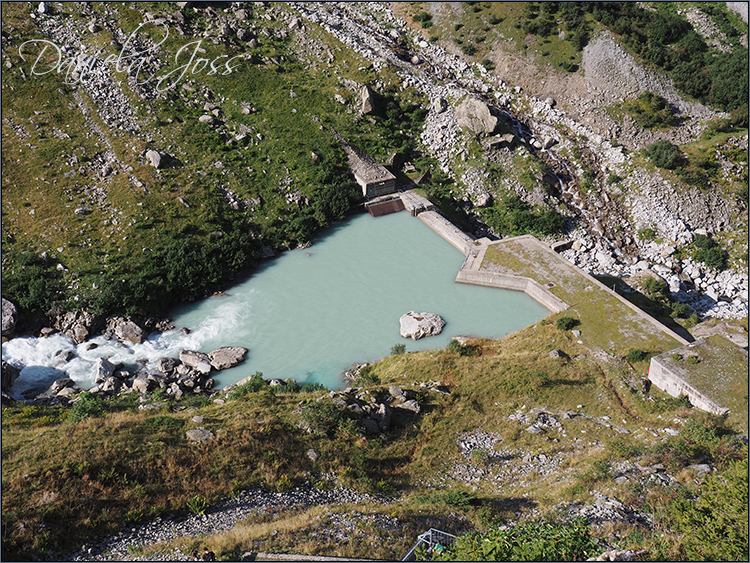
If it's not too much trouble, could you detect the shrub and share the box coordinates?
[556,316,580,330]
[228,372,267,399]
[390,343,406,356]
[461,42,477,56]
[481,194,566,238]
[436,518,598,561]
[645,140,683,169]
[186,495,208,515]
[447,339,480,356]
[671,353,683,361]
[642,275,668,299]
[624,91,677,128]
[626,349,647,363]
[694,246,728,270]
[686,355,700,365]
[68,392,106,423]
[299,400,341,436]
[416,490,477,508]
[637,227,658,241]
[670,302,690,318]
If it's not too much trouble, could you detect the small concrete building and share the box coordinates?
[648,334,748,416]
[332,129,396,198]
[344,145,397,198]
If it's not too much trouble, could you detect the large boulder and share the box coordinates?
[208,346,248,370]
[145,149,163,169]
[399,311,445,340]
[455,97,498,137]
[1,361,21,391]
[95,357,117,383]
[360,85,375,114]
[107,317,146,344]
[179,350,212,375]
[2,298,18,336]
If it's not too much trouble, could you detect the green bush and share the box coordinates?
[434,518,598,561]
[660,453,748,560]
[415,489,477,508]
[686,355,700,365]
[447,339,480,356]
[645,140,683,169]
[694,246,728,270]
[299,400,342,436]
[228,372,267,399]
[626,349,647,363]
[556,316,580,331]
[670,302,690,319]
[481,194,566,238]
[642,275,669,299]
[68,392,106,423]
[691,234,728,270]
[624,91,677,128]
[186,495,208,515]
[390,343,406,356]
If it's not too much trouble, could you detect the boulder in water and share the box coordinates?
[208,346,248,370]
[399,311,445,340]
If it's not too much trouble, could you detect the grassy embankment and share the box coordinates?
[3,302,746,559]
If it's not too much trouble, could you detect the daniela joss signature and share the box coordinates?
[18,21,244,92]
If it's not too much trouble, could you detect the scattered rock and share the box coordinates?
[360,85,375,114]
[179,350,213,375]
[1,361,21,391]
[186,428,214,443]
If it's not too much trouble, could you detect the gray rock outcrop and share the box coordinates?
[2,298,18,336]
[455,97,498,137]
[399,311,445,340]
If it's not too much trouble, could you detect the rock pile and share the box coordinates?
[32,345,248,405]
[315,382,447,435]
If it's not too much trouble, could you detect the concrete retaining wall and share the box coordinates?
[455,269,569,314]
[417,211,475,254]
[649,357,730,415]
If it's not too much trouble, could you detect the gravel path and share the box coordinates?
[60,485,381,562]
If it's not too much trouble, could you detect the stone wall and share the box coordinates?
[417,210,476,254]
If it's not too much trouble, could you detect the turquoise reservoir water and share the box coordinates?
[2,211,550,397]
[166,211,549,389]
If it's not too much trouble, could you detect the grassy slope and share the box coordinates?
[2,317,746,560]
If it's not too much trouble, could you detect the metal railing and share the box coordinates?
[401,528,457,562]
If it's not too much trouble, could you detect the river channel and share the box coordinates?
[3,211,549,397]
